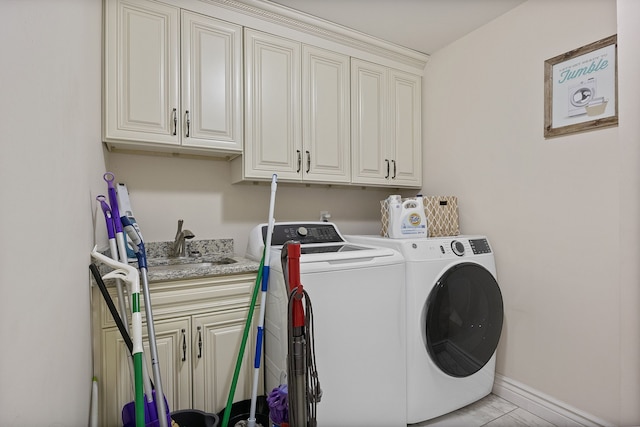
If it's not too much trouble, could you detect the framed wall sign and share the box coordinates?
[544,35,618,138]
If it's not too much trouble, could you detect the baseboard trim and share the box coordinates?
[492,374,615,427]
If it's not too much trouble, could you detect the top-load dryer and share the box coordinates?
[346,234,504,424]
[247,222,407,426]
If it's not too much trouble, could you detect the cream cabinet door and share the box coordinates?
[192,308,259,413]
[104,0,180,145]
[181,11,243,151]
[104,0,243,154]
[243,28,302,180]
[389,69,422,187]
[351,59,389,185]
[351,58,422,187]
[302,46,351,183]
[102,317,192,427]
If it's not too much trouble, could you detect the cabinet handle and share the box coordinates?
[172,108,177,136]
[305,151,311,174]
[185,110,190,137]
[296,150,302,173]
[197,326,202,359]
[181,329,186,362]
[385,159,390,179]
[392,160,397,179]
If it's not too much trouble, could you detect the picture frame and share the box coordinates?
[544,35,618,138]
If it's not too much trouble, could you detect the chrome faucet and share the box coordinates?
[171,219,195,258]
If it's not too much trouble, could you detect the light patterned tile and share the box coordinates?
[410,394,518,427]
[482,408,556,427]
[411,409,486,427]
[465,394,519,419]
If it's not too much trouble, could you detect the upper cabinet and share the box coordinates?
[231,29,350,184]
[181,11,243,152]
[236,29,302,180]
[351,59,422,187]
[103,0,427,187]
[302,46,351,184]
[103,0,243,156]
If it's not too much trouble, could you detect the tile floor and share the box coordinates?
[410,393,556,427]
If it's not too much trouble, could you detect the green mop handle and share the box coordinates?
[221,254,264,427]
[131,289,145,427]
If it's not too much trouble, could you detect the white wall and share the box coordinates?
[0,0,105,425]
[615,0,640,424]
[424,0,639,425]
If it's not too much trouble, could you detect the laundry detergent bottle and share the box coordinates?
[388,196,428,239]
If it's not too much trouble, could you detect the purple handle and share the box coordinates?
[96,196,116,239]
[104,172,123,233]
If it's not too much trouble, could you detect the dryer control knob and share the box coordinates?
[297,226,308,237]
[451,240,465,256]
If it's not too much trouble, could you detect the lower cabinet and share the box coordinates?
[93,274,260,426]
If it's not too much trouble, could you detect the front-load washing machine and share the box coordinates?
[346,235,504,424]
[247,222,407,426]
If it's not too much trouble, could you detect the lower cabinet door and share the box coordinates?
[103,317,192,427]
[192,308,259,413]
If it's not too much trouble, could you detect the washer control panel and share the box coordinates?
[263,222,345,245]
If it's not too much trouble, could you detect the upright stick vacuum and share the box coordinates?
[283,242,321,427]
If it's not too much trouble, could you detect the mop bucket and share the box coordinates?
[216,397,270,427]
[171,409,220,427]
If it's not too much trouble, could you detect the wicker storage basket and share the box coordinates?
[381,196,459,237]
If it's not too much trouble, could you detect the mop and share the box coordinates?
[97,193,135,381]
[117,182,170,427]
[104,173,132,296]
[89,262,166,427]
[220,256,264,427]
[247,174,278,427]
[91,248,146,427]
[99,175,157,424]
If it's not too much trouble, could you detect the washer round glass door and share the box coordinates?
[425,262,504,377]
